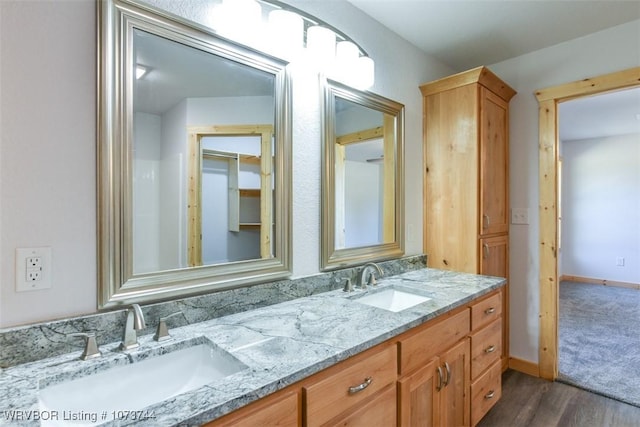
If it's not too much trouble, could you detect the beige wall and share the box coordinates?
[0,0,453,327]
[489,19,640,364]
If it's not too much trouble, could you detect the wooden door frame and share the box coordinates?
[535,66,640,380]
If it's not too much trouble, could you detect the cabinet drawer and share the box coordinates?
[471,292,501,330]
[304,344,397,427]
[326,384,397,427]
[470,318,502,379]
[470,360,502,426]
[206,389,299,427]
[399,308,470,376]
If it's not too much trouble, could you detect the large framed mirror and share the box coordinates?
[98,0,291,309]
[321,79,405,270]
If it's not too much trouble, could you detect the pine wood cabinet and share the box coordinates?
[420,66,515,370]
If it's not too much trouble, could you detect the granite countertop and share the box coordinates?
[0,268,505,426]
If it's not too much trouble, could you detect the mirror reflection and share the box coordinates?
[98,0,291,308]
[132,29,276,274]
[322,80,404,270]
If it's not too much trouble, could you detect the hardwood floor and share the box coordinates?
[477,370,640,427]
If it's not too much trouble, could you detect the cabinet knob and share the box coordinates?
[485,345,496,354]
[483,243,490,259]
[484,307,496,315]
[484,390,495,400]
[348,377,373,394]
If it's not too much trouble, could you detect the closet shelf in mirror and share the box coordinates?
[239,189,261,197]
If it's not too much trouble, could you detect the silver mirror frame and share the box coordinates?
[97,0,292,309]
[320,78,405,270]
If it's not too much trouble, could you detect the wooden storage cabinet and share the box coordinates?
[421,67,515,369]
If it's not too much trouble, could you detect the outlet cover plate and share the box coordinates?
[15,247,52,292]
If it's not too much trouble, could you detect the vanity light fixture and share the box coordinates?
[207,0,375,89]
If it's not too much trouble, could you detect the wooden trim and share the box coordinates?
[535,67,640,102]
[560,275,640,290]
[382,113,395,243]
[187,133,202,267]
[536,66,640,381]
[334,143,346,249]
[538,98,559,381]
[336,126,383,145]
[187,124,274,265]
[259,128,273,259]
[508,357,540,378]
[420,66,516,102]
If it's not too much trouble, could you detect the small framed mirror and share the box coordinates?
[321,79,405,270]
[98,0,291,308]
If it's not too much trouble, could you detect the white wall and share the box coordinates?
[489,19,640,364]
[0,0,453,327]
[560,133,640,284]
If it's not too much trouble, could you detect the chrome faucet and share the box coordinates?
[119,304,146,350]
[356,262,384,289]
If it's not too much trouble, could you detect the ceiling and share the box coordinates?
[346,0,640,72]
[346,0,640,140]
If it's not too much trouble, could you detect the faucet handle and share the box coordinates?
[342,278,354,292]
[68,332,101,361]
[153,311,183,342]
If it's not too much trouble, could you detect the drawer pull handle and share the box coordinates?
[485,345,496,354]
[436,366,444,391]
[484,390,495,400]
[484,307,496,315]
[348,377,373,394]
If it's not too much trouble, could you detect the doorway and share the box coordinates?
[535,66,640,380]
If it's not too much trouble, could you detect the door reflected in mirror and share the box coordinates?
[98,0,291,308]
[322,80,404,270]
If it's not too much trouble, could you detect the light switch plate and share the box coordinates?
[15,247,52,292]
[511,208,529,225]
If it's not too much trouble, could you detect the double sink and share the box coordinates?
[37,276,434,426]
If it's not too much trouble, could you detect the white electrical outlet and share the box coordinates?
[511,208,529,225]
[15,247,52,292]
[616,257,625,267]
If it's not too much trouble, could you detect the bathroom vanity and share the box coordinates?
[0,267,504,426]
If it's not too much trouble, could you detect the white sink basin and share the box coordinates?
[38,342,247,426]
[354,286,432,312]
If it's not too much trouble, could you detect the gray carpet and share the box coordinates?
[558,281,640,407]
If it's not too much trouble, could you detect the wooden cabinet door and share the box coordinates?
[479,235,508,278]
[398,357,440,427]
[479,87,509,237]
[439,339,470,427]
